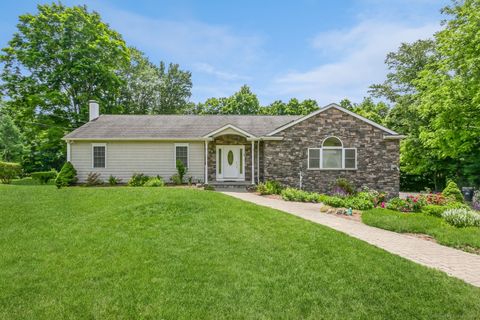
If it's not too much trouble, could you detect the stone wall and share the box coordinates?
[263,107,400,196]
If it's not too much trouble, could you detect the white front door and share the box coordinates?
[216,145,245,181]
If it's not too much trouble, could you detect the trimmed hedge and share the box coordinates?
[0,161,22,184]
[422,202,470,217]
[31,170,57,184]
[55,162,77,188]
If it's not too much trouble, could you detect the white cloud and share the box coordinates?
[192,62,251,81]
[271,20,440,104]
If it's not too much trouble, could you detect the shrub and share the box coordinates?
[176,160,187,184]
[281,188,321,203]
[204,184,215,191]
[55,162,77,188]
[422,202,469,217]
[128,173,149,187]
[257,180,283,195]
[424,193,447,205]
[85,172,103,186]
[357,186,386,207]
[442,208,480,228]
[386,195,426,212]
[320,195,346,207]
[144,177,165,187]
[386,197,410,212]
[329,178,355,196]
[0,161,22,184]
[31,170,57,184]
[170,174,182,185]
[108,175,121,186]
[344,197,374,210]
[443,180,464,203]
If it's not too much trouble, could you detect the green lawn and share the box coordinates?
[362,208,480,253]
[1,186,479,319]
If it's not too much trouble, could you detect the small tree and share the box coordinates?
[0,161,21,184]
[443,180,464,203]
[0,113,24,162]
[176,159,187,184]
[55,162,77,188]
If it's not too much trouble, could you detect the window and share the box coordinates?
[175,144,189,168]
[92,144,106,168]
[239,148,243,174]
[307,137,357,170]
[218,148,222,174]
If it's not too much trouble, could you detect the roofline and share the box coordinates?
[266,103,399,136]
[202,124,256,138]
[63,137,214,142]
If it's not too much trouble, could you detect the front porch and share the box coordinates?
[205,134,264,185]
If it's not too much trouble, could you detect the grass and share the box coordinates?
[0,185,479,319]
[362,208,480,252]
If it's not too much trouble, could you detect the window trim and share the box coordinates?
[307,137,357,170]
[91,143,107,169]
[174,143,189,168]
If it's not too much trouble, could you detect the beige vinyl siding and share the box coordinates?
[70,141,205,183]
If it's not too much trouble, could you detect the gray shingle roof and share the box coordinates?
[64,114,301,140]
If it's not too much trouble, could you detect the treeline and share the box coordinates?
[1,1,479,190]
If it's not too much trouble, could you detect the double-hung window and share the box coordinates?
[175,143,189,168]
[308,137,356,170]
[92,143,106,168]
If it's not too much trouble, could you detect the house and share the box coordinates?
[64,101,403,195]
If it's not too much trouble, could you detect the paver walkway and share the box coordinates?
[223,192,480,287]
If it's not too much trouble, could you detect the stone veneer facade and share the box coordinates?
[207,135,264,183]
[263,107,400,196]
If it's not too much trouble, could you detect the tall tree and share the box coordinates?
[1,3,129,170]
[117,48,192,115]
[339,97,388,125]
[0,112,24,162]
[261,98,319,115]
[191,85,260,115]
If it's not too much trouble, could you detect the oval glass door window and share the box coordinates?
[227,150,234,165]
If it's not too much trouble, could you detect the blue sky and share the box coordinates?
[0,0,449,105]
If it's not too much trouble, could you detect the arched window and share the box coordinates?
[308,136,357,170]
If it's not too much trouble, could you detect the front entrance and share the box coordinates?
[216,145,245,181]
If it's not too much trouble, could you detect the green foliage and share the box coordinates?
[144,177,165,187]
[203,184,215,191]
[260,98,319,115]
[422,202,468,217]
[55,162,77,188]
[329,178,355,196]
[128,173,149,187]
[281,188,321,203]
[0,113,24,162]
[340,98,389,125]
[108,175,121,186]
[118,48,192,114]
[175,160,187,184]
[257,180,283,195]
[320,195,346,208]
[85,172,103,186]
[442,208,480,228]
[442,181,464,203]
[0,161,21,184]
[31,170,57,184]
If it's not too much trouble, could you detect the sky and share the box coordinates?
[0,0,450,105]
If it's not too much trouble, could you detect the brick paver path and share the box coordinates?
[223,192,480,287]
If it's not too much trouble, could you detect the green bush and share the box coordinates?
[329,177,355,196]
[257,180,283,195]
[170,174,182,185]
[442,208,480,228]
[176,160,187,184]
[85,172,103,186]
[443,181,464,203]
[320,195,346,207]
[281,188,321,202]
[128,173,149,187]
[386,197,410,212]
[204,184,215,191]
[144,177,165,187]
[31,170,57,184]
[0,161,22,184]
[422,202,469,217]
[108,175,121,186]
[344,197,374,210]
[55,162,77,188]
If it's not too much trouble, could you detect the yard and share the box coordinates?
[1,185,480,319]
[362,208,480,253]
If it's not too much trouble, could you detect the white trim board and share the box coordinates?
[267,103,399,136]
[203,124,255,138]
